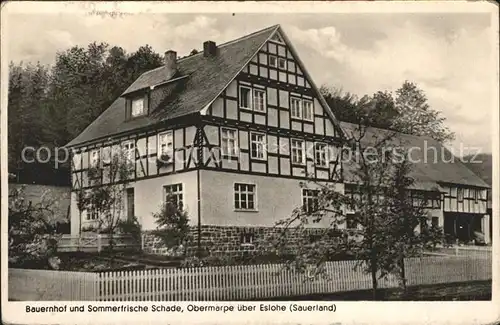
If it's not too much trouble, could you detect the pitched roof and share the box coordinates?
[340,122,490,189]
[67,25,280,147]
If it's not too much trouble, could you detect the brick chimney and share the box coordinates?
[203,41,217,57]
[164,50,177,77]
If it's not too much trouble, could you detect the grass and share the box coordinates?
[259,280,492,301]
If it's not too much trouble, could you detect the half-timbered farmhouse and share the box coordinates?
[67,25,491,254]
[341,122,491,244]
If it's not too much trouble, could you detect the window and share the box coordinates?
[419,218,429,233]
[250,132,266,160]
[291,98,314,121]
[314,143,328,167]
[164,183,183,209]
[158,131,174,162]
[90,149,100,168]
[126,188,135,221]
[240,233,254,245]
[278,57,287,70]
[72,153,82,170]
[432,193,441,209]
[122,141,135,162]
[302,100,313,121]
[302,189,319,213]
[102,147,111,164]
[291,139,305,164]
[269,55,277,68]
[253,89,266,112]
[239,86,252,109]
[131,98,145,117]
[86,205,98,220]
[290,97,302,119]
[234,183,256,211]
[239,86,266,112]
[221,128,238,157]
[431,217,439,228]
[346,214,358,229]
[473,189,478,203]
[457,188,464,202]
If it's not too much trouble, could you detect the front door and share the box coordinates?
[126,188,135,221]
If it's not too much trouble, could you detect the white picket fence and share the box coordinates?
[9,255,491,301]
[8,268,99,301]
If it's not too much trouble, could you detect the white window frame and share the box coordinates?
[457,188,464,202]
[221,128,238,157]
[101,147,111,164]
[164,183,184,210]
[73,153,82,170]
[250,132,267,160]
[131,97,145,117]
[90,149,100,168]
[234,183,257,211]
[302,188,320,214]
[239,85,252,110]
[122,141,135,162]
[158,131,174,163]
[268,55,278,68]
[302,99,314,121]
[85,205,98,221]
[240,233,255,245]
[278,57,287,70]
[290,97,302,119]
[253,89,267,112]
[291,139,305,165]
[314,142,328,167]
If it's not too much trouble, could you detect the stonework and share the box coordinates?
[141,225,337,257]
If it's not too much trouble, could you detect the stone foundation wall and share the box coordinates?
[142,225,338,257]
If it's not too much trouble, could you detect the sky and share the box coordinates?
[4,5,497,156]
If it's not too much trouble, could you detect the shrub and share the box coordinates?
[152,196,192,256]
[8,186,61,269]
[117,216,142,240]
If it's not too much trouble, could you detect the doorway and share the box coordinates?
[126,188,135,221]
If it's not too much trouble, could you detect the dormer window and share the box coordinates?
[126,94,148,120]
[131,97,145,117]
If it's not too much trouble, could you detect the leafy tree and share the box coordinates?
[392,81,455,143]
[321,81,455,143]
[152,195,191,257]
[273,103,444,299]
[8,186,61,269]
[373,156,444,296]
[8,62,50,170]
[8,43,163,181]
[76,149,134,253]
[320,86,361,125]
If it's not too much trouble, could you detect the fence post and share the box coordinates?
[97,234,102,253]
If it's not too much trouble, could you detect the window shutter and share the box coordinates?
[125,99,131,120]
